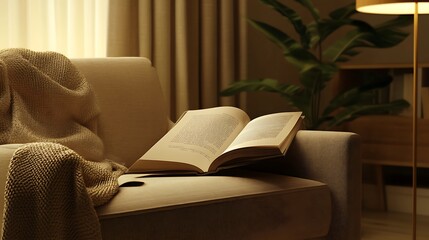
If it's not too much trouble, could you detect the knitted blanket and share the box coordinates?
[0,48,103,161]
[0,49,127,240]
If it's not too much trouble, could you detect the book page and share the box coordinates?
[138,106,250,172]
[224,112,302,153]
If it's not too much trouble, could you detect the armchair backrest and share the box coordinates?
[71,58,169,167]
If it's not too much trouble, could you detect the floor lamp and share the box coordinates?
[356,0,429,239]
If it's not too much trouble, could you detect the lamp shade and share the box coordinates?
[356,0,429,14]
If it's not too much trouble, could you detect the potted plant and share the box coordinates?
[221,0,412,130]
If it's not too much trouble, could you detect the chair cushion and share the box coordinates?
[96,169,331,240]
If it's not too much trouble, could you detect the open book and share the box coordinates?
[128,106,303,174]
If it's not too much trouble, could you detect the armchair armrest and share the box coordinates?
[285,130,361,240]
[250,130,361,240]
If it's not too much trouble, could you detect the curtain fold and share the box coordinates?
[0,0,108,58]
[107,0,247,120]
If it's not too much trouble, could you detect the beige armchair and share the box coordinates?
[1,57,361,240]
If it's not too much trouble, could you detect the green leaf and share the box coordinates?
[326,99,410,127]
[366,28,409,47]
[299,63,337,90]
[248,20,319,69]
[323,88,361,116]
[306,22,321,48]
[377,15,413,29]
[220,78,282,96]
[323,75,392,116]
[323,16,412,63]
[295,0,320,20]
[322,22,373,62]
[260,0,310,48]
[329,2,356,19]
[219,78,311,118]
[282,89,311,114]
[358,73,392,92]
[220,78,306,99]
[308,19,371,48]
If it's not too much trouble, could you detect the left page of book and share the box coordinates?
[128,106,250,173]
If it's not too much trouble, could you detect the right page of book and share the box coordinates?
[207,112,302,171]
[224,112,303,153]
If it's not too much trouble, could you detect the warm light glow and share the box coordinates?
[356,0,429,14]
[0,0,108,58]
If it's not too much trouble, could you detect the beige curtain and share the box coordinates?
[107,0,247,120]
[0,0,108,58]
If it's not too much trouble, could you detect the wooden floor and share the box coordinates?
[361,210,429,240]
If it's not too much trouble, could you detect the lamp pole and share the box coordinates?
[411,2,418,239]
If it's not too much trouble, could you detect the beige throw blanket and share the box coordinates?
[0,49,127,240]
[0,48,103,161]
